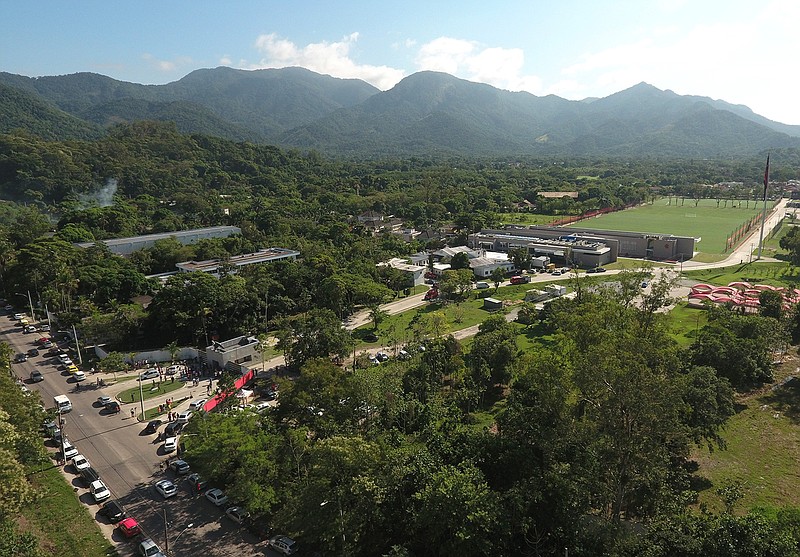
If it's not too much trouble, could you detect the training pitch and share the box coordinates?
[567,198,765,253]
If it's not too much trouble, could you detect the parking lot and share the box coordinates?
[3,310,286,557]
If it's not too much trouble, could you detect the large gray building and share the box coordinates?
[76,226,242,256]
[470,226,695,267]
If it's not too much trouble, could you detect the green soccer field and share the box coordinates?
[567,198,765,254]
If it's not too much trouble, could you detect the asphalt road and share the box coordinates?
[3,319,276,557]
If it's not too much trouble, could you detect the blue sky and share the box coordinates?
[3,0,799,124]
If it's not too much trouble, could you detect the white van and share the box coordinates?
[53,394,72,413]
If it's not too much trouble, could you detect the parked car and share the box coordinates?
[186,472,207,493]
[268,535,299,555]
[23,324,38,333]
[139,369,159,381]
[164,422,183,436]
[72,454,90,472]
[62,440,79,459]
[138,538,166,557]
[41,340,53,348]
[100,500,126,523]
[188,398,207,411]
[155,479,177,499]
[97,396,112,407]
[475,281,490,289]
[73,370,86,382]
[263,388,278,401]
[204,488,229,506]
[39,324,50,332]
[176,411,193,424]
[105,401,120,413]
[168,459,190,475]
[225,506,250,525]
[90,480,111,502]
[143,419,162,434]
[119,517,141,538]
[166,365,181,375]
[14,353,27,363]
[27,348,39,357]
[80,466,100,485]
[163,436,177,453]
[29,370,44,382]
[375,351,390,362]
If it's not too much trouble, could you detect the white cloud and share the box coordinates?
[219,55,232,66]
[553,0,800,123]
[250,33,405,90]
[415,37,543,94]
[141,53,192,73]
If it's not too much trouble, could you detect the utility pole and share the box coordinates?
[163,507,169,557]
[26,290,35,323]
[72,324,82,365]
[58,409,66,466]
[139,375,145,419]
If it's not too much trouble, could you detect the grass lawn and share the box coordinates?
[354,297,500,348]
[667,303,708,347]
[23,464,118,557]
[569,198,765,254]
[117,378,187,404]
[692,361,800,512]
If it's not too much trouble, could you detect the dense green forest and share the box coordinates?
[3,123,800,555]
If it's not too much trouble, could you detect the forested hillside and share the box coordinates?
[3,68,800,157]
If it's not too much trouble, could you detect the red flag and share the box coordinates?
[763,154,770,199]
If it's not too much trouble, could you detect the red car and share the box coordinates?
[118,517,141,538]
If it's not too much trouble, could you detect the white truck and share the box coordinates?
[531,256,551,269]
[53,394,72,413]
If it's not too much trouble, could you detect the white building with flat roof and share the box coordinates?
[176,248,300,276]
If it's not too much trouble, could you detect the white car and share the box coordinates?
[204,488,229,506]
[188,399,207,411]
[155,479,177,499]
[139,369,160,381]
[90,479,111,502]
[97,396,112,407]
[62,440,79,459]
[58,353,71,362]
[163,436,177,453]
[60,357,74,367]
[166,365,181,375]
[73,370,86,382]
[138,538,166,557]
[176,411,193,424]
[72,454,90,472]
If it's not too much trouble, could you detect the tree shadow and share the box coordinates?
[761,376,800,424]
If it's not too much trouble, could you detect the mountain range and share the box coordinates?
[1,66,798,158]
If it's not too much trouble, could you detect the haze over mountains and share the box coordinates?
[1,66,798,158]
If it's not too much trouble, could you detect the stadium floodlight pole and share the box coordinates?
[757,154,770,260]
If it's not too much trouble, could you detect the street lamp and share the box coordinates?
[163,506,193,557]
[170,522,194,556]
